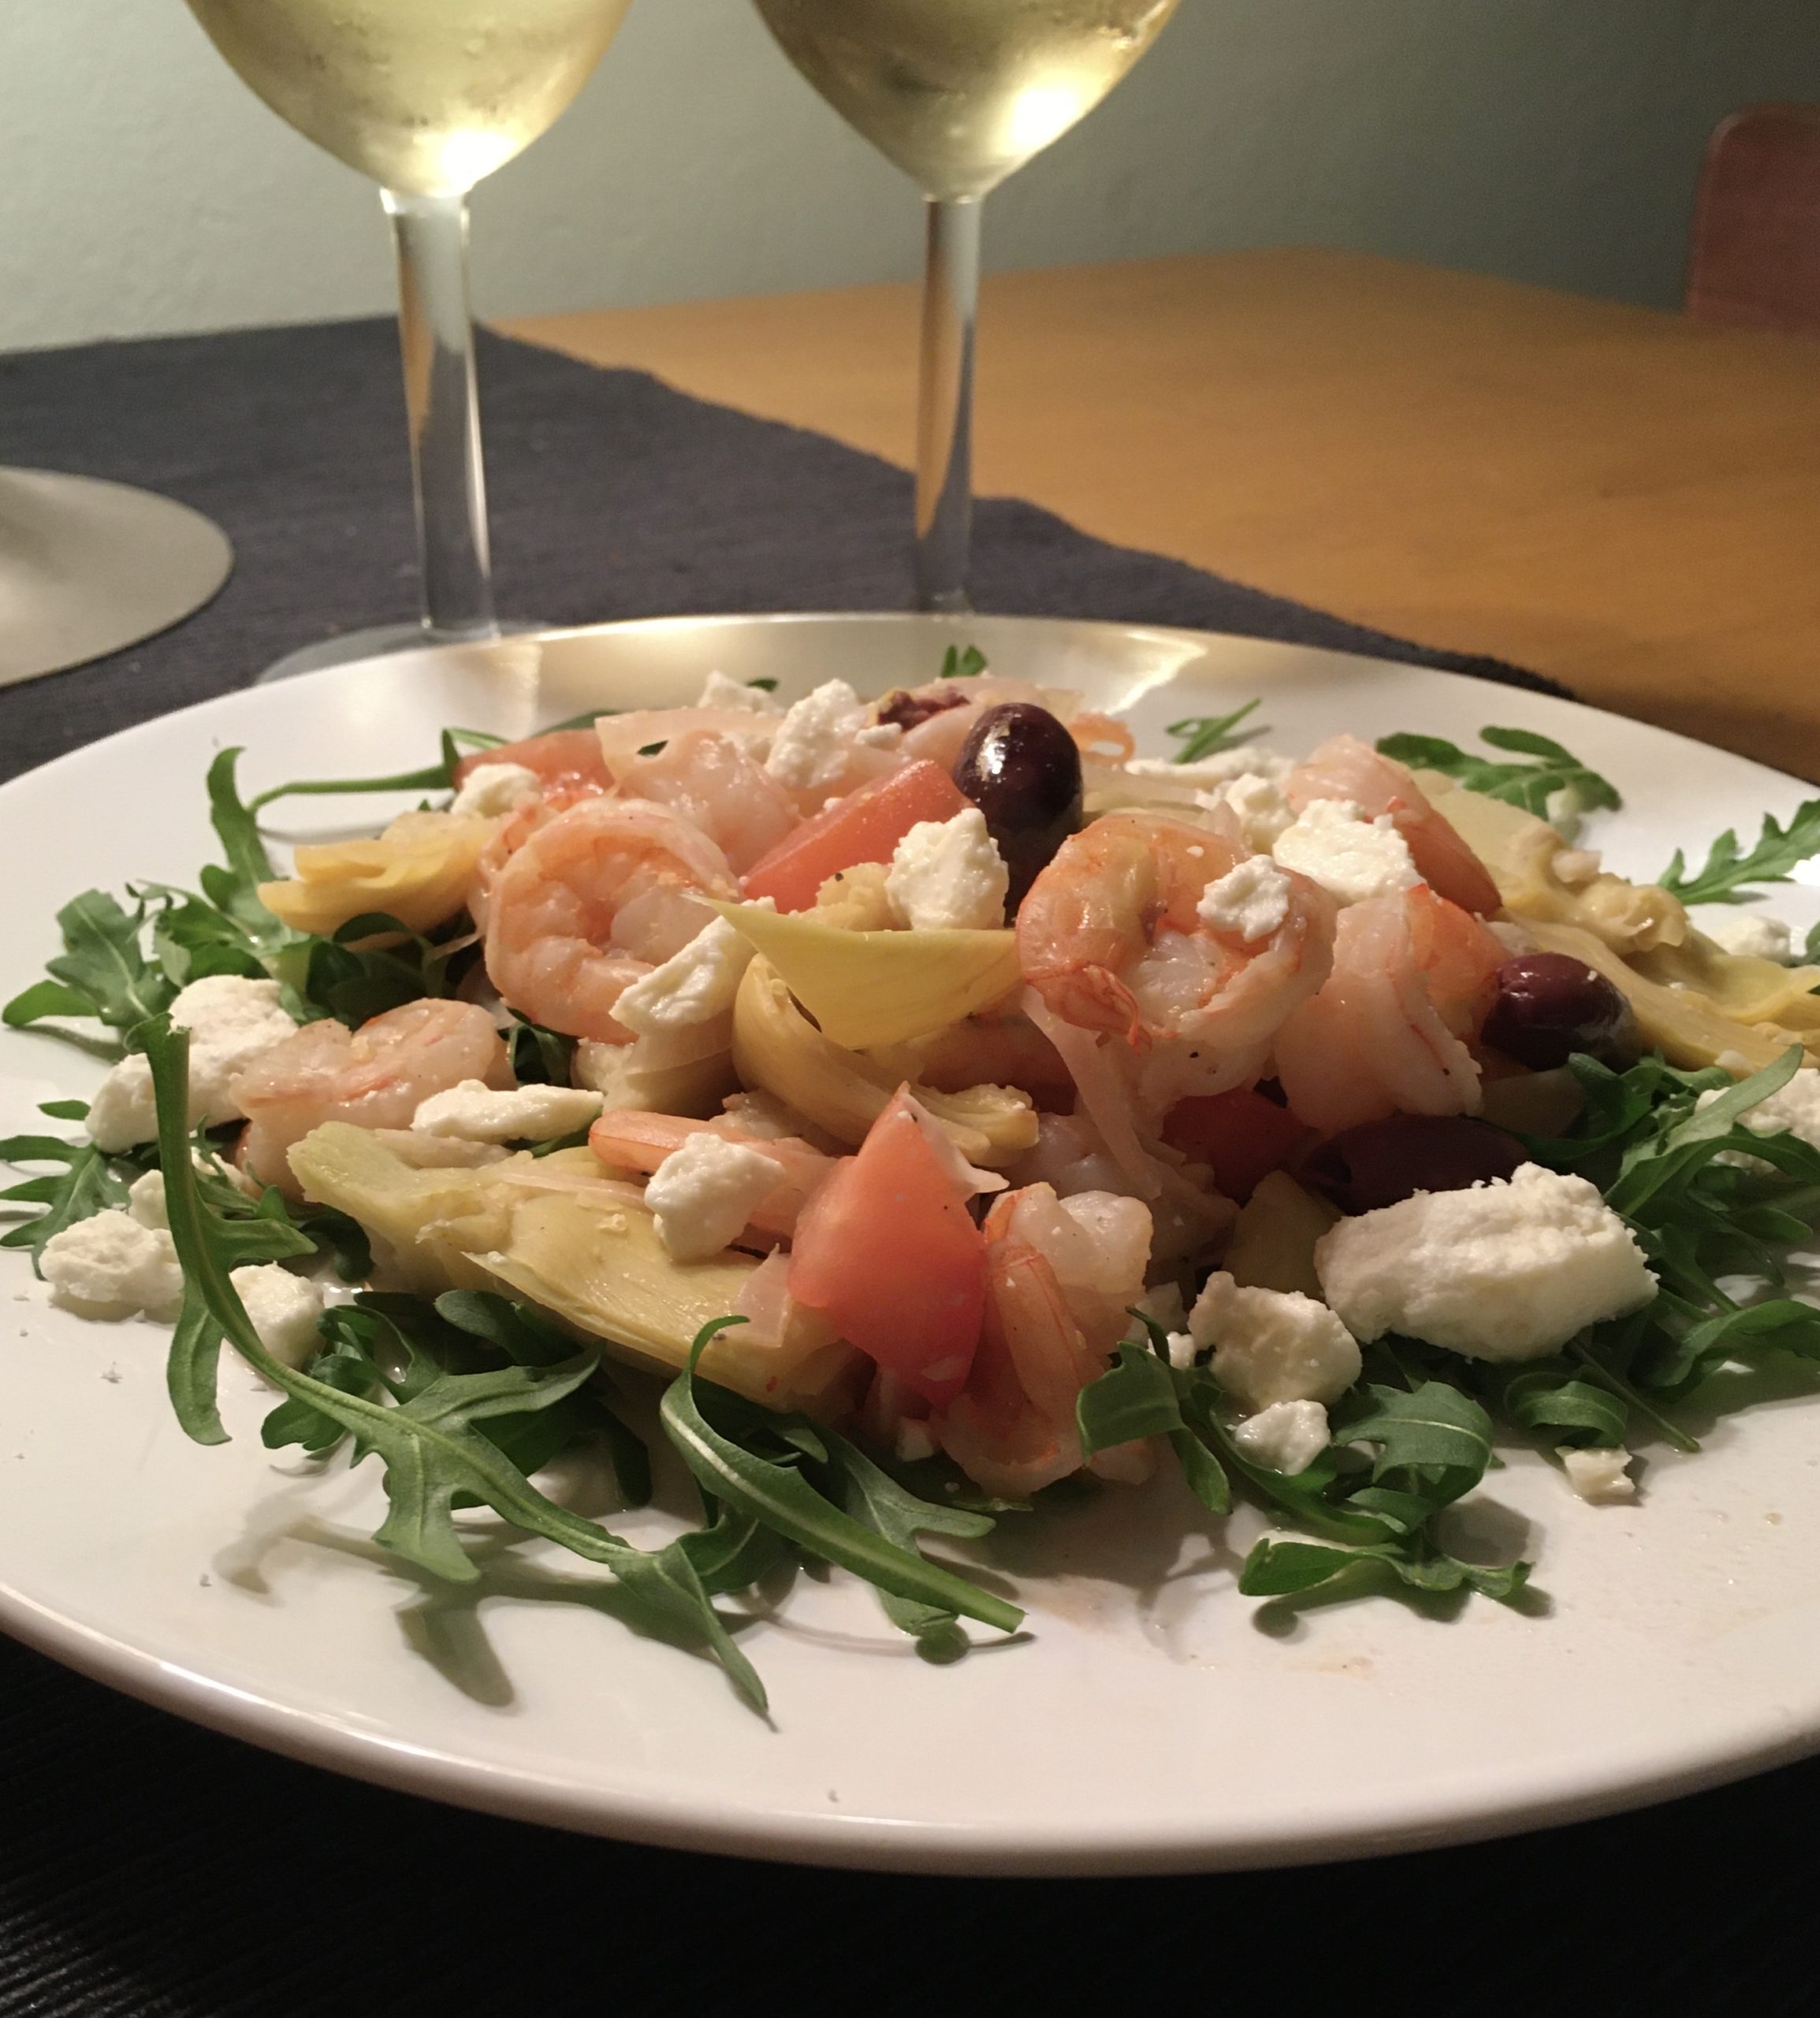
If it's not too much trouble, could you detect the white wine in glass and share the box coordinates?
[752,0,1181,610]
[184,0,635,676]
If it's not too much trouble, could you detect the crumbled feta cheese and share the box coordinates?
[698,669,783,715]
[1231,1399,1331,1476]
[1186,1271,1361,1409]
[411,1080,605,1144]
[612,914,761,1042]
[894,1420,937,1463]
[1703,911,1794,963]
[1316,1163,1656,1361]
[1271,797,1420,906]
[1126,747,1293,786]
[646,1134,784,1262]
[1209,772,1295,851]
[1699,1064,1820,1159]
[765,679,899,792]
[87,976,299,1152]
[1166,1330,1197,1371]
[885,808,1010,931]
[1561,1444,1636,1502]
[229,1264,326,1368]
[448,761,543,818]
[1197,856,1293,942]
[40,1211,184,1320]
[127,1171,168,1230]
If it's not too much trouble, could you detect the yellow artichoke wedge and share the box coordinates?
[259,810,491,938]
[714,901,1022,1051]
[288,1125,860,1416]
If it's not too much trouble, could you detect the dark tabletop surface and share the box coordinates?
[0,319,1810,2017]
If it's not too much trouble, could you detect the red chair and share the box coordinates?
[1686,103,1820,334]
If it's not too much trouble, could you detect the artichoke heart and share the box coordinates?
[1415,771,1686,955]
[259,810,491,937]
[288,1125,858,1414]
[1524,920,1818,1072]
[716,900,1021,1050]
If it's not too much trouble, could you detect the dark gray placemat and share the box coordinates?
[3,320,1798,2018]
[0,318,1562,786]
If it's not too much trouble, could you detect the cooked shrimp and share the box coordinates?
[235,999,512,1194]
[1017,811,1338,1107]
[615,729,799,875]
[586,1110,837,1242]
[1284,733,1500,915]
[485,797,739,1042]
[1274,884,1509,1134]
[932,1185,1152,1495]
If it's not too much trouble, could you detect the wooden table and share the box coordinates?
[504,247,1820,780]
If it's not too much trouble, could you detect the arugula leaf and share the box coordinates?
[505,1017,577,1087]
[1376,726,1620,820]
[144,1017,767,1707]
[1239,1539,1528,1603]
[285,913,466,1027]
[246,728,497,812]
[1477,1366,1629,1449]
[939,644,988,679]
[1166,698,1261,765]
[0,1127,135,1265]
[1658,799,1820,907]
[4,891,175,1034]
[1333,1382,1494,1506]
[660,1320,1023,1637]
[1077,1339,1230,1514]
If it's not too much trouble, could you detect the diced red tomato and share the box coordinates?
[452,729,609,797]
[1162,1087,1308,1202]
[787,1089,986,1406]
[740,761,974,913]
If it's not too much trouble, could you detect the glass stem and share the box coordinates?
[914,194,982,616]
[382,188,497,642]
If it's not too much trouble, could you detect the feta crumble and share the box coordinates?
[87,976,299,1153]
[1316,1163,1656,1361]
[1703,911,1795,963]
[229,1264,326,1368]
[885,807,1010,932]
[698,669,783,715]
[612,914,761,1043]
[1186,1271,1361,1409]
[1698,1065,1820,1160]
[1271,797,1420,906]
[40,1211,184,1321]
[410,1080,605,1144]
[645,1134,784,1262]
[1208,772,1295,851]
[127,1170,169,1230]
[1197,856,1293,942]
[1231,1400,1331,1476]
[1560,1445,1636,1503]
[765,679,901,794]
[448,761,543,819]
[1126,747,1293,786]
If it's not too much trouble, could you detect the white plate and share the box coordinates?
[3,612,1818,1876]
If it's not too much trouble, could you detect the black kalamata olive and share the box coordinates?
[876,687,970,733]
[1483,951,1631,1070]
[1302,1115,1527,1215]
[953,703,1084,910]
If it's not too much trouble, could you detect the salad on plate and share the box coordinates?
[8,656,1820,1711]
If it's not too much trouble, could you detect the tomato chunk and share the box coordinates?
[1163,1088,1308,1203]
[787,1089,986,1406]
[741,761,974,912]
[452,729,609,795]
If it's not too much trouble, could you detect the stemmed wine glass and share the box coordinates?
[750,0,1182,613]
[182,0,635,679]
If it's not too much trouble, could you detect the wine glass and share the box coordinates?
[182,0,635,679]
[750,0,1182,613]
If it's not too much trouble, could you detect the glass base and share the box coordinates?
[0,469,233,687]
[255,619,549,683]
